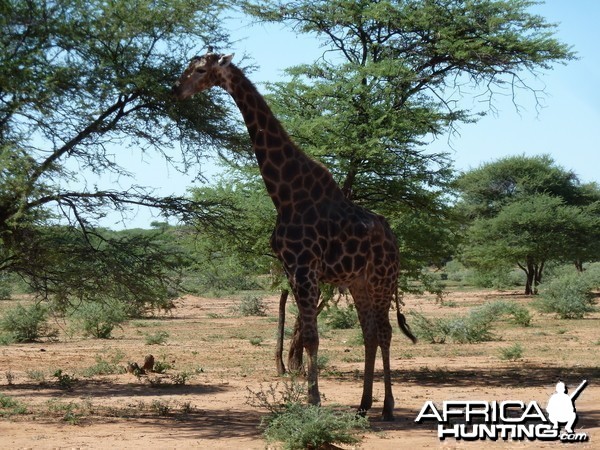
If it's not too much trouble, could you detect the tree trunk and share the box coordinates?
[275,289,289,376]
[519,259,535,295]
[533,261,544,294]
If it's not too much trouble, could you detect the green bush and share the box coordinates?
[0,303,57,342]
[410,300,531,344]
[409,311,452,344]
[321,305,359,329]
[499,343,524,361]
[448,315,495,343]
[263,403,368,450]
[232,295,268,317]
[535,272,597,319]
[145,330,169,345]
[472,300,532,327]
[69,300,127,339]
[82,351,126,377]
[466,267,525,289]
[0,394,28,417]
[247,381,367,450]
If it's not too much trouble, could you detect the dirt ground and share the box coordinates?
[1,290,599,449]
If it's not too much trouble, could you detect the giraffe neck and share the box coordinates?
[219,65,344,212]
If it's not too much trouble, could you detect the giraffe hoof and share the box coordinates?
[382,412,395,422]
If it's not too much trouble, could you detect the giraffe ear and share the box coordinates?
[218,53,234,67]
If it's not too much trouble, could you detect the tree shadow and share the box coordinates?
[394,363,600,388]
[4,378,231,400]
[111,408,265,441]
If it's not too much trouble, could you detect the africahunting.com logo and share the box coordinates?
[415,380,589,443]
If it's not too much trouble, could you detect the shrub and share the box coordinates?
[263,403,368,450]
[145,330,169,345]
[0,303,57,342]
[0,276,11,300]
[321,305,359,329]
[69,300,127,339]
[535,272,597,319]
[447,314,495,343]
[0,394,28,417]
[472,300,532,327]
[410,300,531,344]
[246,379,368,450]
[466,267,524,289]
[53,369,78,390]
[82,353,126,377]
[409,311,451,344]
[232,295,268,317]
[499,343,524,361]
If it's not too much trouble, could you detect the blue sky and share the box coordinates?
[111,0,600,228]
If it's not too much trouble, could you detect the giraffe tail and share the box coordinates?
[395,289,417,344]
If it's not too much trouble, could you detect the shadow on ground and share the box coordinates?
[3,378,231,400]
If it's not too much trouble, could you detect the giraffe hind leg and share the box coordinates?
[350,283,379,417]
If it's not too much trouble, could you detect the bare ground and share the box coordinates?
[1,290,599,449]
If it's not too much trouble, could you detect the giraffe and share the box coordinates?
[173,50,416,421]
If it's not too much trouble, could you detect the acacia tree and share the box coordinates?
[0,0,244,306]
[456,155,600,294]
[240,0,574,371]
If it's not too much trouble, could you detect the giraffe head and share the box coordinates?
[173,50,234,100]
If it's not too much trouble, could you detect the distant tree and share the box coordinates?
[187,174,277,293]
[0,0,243,305]
[456,155,600,294]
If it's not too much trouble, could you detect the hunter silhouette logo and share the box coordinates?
[547,380,587,434]
[415,380,589,442]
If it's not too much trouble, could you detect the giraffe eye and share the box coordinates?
[196,68,207,74]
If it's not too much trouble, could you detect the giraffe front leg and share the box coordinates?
[289,269,321,406]
[303,316,320,406]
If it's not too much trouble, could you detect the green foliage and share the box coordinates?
[53,370,78,390]
[46,399,90,425]
[263,403,368,450]
[321,304,359,330]
[0,0,240,308]
[407,312,451,344]
[473,301,532,327]
[232,295,268,317]
[410,300,531,344]
[0,273,12,299]
[534,271,598,319]
[499,343,524,361]
[457,155,600,294]
[249,337,263,346]
[69,299,127,339]
[0,394,28,417]
[0,303,57,343]
[145,330,170,345]
[246,380,368,449]
[82,351,126,377]
[447,315,496,344]
[151,400,171,416]
[468,267,526,290]
[187,179,275,296]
